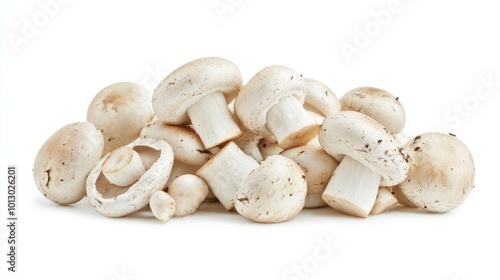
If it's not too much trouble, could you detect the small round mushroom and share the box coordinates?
[319,111,409,218]
[33,122,104,204]
[235,65,319,149]
[167,174,209,217]
[196,142,259,210]
[86,138,174,218]
[87,82,154,153]
[302,78,341,118]
[396,133,475,213]
[281,146,339,208]
[149,191,176,222]
[341,86,406,134]
[234,155,307,223]
[152,57,243,149]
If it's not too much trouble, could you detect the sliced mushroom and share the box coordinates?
[152,57,243,149]
[395,133,475,213]
[319,111,409,218]
[87,82,154,153]
[234,155,307,223]
[86,138,174,217]
[33,122,104,204]
[281,146,339,208]
[167,174,209,217]
[235,65,319,149]
[341,86,406,134]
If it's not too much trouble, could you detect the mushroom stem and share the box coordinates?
[266,96,319,149]
[322,156,380,218]
[370,187,399,215]
[196,142,259,210]
[102,146,145,187]
[187,91,242,149]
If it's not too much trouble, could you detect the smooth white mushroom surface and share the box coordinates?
[87,82,154,153]
[86,138,174,218]
[302,78,341,118]
[370,188,399,215]
[396,133,475,213]
[33,122,104,205]
[341,86,406,134]
[167,174,209,217]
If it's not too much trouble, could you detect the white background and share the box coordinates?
[1,0,499,279]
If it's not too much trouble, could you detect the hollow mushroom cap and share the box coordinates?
[341,86,406,134]
[152,57,242,125]
[234,155,307,223]
[319,111,409,187]
[33,122,104,204]
[87,82,154,153]
[234,65,307,138]
[140,120,218,166]
[397,133,475,213]
[302,78,341,117]
[86,138,174,218]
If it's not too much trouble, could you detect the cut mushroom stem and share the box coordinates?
[102,146,145,187]
[370,187,399,215]
[266,96,319,149]
[322,156,380,218]
[187,91,242,149]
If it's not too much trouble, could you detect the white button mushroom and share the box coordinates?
[167,174,209,217]
[152,57,243,149]
[86,138,174,218]
[234,155,307,223]
[395,133,475,213]
[281,146,339,208]
[149,191,176,222]
[341,86,406,134]
[87,82,155,153]
[196,142,260,210]
[33,122,104,204]
[319,111,409,218]
[369,187,399,215]
[235,65,319,149]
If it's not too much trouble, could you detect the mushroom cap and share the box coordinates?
[152,57,242,125]
[319,111,409,186]
[86,138,174,218]
[86,82,154,153]
[280,146,338,194]
[140,120,217,166]
[302,78,341,117]
[167,174,209,217]
[234,155,307,223]
[397,133,475,213]
[341,86,406,133]
[33,122,104,204]
[234,65,306,138]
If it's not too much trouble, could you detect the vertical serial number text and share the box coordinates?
[7,166,17,272]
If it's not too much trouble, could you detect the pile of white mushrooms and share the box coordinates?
[33,57,476,223]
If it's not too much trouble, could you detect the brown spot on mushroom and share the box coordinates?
[44,168,52,188]
[449,133,456,137]
[196,149,213,156]
[396,97,399,101]
[377,140,382,144]
[102,93,125,112]
[414,147,421,152]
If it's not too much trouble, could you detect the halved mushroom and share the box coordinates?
[87,82,154,153]
[86,138,174,217]
[235,65,319,149]
[395,133,475,213]
[234,155,307,223]
[33,122,104,204]
[319,111,409,218]
[152,57,243,149]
